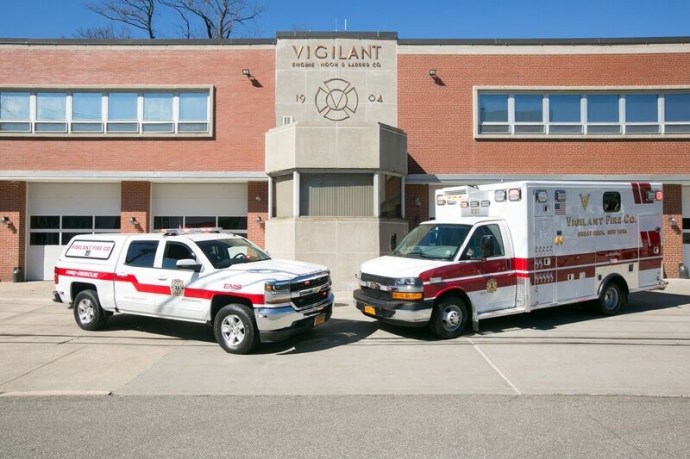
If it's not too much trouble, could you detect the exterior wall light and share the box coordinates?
[255,216,263,223]
[242,69,251,77]
[129,216,138,226]
[1,216,10,225]
[428,69,437,77]
[669,216,678,227]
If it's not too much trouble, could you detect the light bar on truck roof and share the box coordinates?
[161,227,224,236]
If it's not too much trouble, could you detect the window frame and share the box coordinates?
[475,87,690,139]
[0,86,213,138]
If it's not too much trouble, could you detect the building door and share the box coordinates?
[27,183,121,280]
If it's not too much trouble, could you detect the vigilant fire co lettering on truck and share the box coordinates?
[354,181,664,339]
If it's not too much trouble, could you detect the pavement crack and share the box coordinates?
[0,345,84,389]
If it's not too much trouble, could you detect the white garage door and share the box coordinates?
[27,183,121,280]
[152,183,248,233]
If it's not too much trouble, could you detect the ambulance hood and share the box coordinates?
[360,255,449,279]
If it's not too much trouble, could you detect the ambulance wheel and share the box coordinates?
[598,281,627,316]
[214,304,259,354]
[73,290,108,331]
[430,297,469,339]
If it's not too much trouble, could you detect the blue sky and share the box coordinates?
[0,0,689,39]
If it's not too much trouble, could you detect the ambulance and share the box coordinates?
[354,181,665,338]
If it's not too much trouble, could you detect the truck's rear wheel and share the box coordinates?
[214,304,259,354]
[598,281,627,315]
[73,290,108,331]
[429,297,469,339]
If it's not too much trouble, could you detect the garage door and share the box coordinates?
[152,183,248,233]
[27,183,121,280]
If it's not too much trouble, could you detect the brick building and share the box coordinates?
[1,33,689,289]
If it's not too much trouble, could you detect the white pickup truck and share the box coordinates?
[53,229,333,354]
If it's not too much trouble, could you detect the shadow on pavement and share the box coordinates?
[103,313,380,355]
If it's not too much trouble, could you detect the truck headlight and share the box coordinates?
[391,277,423,300]
[264,280,291,304]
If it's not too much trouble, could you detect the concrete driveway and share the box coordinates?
[0,280,689,397]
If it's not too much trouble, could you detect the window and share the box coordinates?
[153,216,247,235]
[625,94,658,134]
[587,94,620,134]
[1,88,211,136]
[478,94,509,133]
[0,92,31,132]
[162,242,195,269]
[664,94,690,133]
[462,224,505,260]
[143,92,173,133]
[125,241,158,268]
[29,215,120,246]
[36,92,67,132]
[72,92,103,133]
[549,95,581,134]
[179,92,209,132]
[514,95,543,133]
[477,90,690,137]
[603,192,621,213]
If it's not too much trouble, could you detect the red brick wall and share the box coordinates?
[121,181,151,233]
[0,182,26,282]
[0,45,275,173]
[247,181,268,247]
[662,184,683,278]
[398,52,690,176]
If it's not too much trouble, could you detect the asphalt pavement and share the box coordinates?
[0,280,689,397]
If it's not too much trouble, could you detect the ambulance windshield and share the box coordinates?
[393,223,471,261]
[196,238,271,269]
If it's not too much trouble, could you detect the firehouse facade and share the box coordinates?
[1,33,690,289]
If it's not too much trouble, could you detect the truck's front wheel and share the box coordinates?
[73,290,108,331]
[429,297,469,339]
[214,304,259,354]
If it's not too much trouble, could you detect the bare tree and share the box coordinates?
[160,0,264,39]
[75,24,134,39]
[86,0,157,39]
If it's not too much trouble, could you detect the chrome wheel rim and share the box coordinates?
[221,315,245,346]
[441,305,462,332]
[77,298,95,324]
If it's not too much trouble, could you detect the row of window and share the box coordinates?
[0,89,211,135]
[29,215,246,246]
[478,92,690,135]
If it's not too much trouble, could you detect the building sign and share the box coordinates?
[275,34,397,126]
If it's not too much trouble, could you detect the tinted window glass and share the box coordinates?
[125,241,158,268]
[72,93,102,121]
[665,94,690,122]
[31,216,60,229]
[179,92,208,120]
[479,95,508,122]
[63,216,92,229]
[218,216,247,230]
[143,93,173,121]
[588,95,619,122]
[95,216,121,229]
[515,95,542,122]
[0,92,30,120]
[108,93,138,120]
[626,94,657,122]
[603,192,621,212]
[549,95,581,122]
[36,92,66,121]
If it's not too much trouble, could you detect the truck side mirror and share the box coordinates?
[177,258,202,273]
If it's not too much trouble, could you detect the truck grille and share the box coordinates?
[293,290,331,309]
[290,274,330,292]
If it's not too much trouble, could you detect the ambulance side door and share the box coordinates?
[460,223,517,313]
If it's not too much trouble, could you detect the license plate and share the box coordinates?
[363,305,376,316]
[314,314,326,326]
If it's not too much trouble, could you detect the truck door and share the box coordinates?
[151,241,206,321]
[114,239,158,313]
[460,223,517,314]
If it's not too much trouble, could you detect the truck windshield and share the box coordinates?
[393,224,471,261]
[196,238,271,269]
